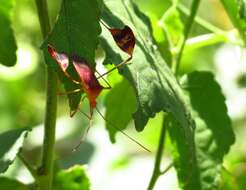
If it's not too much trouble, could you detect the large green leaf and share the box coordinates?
[0,0,17,66]
[169,71,235,190]
[42,0,101,111]
[101,0,194,148]
[0,128,29,173]
[53,165,90,190]
[104,78,137,142]
[0,177,29,190]
[100,0,193,130]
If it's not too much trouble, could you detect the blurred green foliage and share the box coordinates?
[0,177,29,190]
[0,0,245,190]
[53,165,90,190]
[0,128,29,173]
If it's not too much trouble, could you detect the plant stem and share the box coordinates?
[147,2,201,188]
[177,3,226,35]
[147,115,167,190]
[35,0,57,190]
[174,0,201,74]
[170,32,228,53]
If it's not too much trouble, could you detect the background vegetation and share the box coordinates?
[0,0,246,189]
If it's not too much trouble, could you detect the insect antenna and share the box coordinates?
[72,104,93,152]
[99,20,111,30]
[95,107,151,152]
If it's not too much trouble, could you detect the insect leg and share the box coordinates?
[95,70,112,89]
[70,95,86,117]
[72,105,94,152]
[97,56,132,79]
[63,71,81,84]
[99,20,111,30]
[95,107,151,152]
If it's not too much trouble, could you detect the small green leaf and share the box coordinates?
[0,177,29,190]
[149,14,172,65]
[0,128,30,173]
[0,0,17,66]
[169,71,235,190]
[42,0,101,112]
[53,165,90,190]
[104,78,137,143]
[161,6,184,46]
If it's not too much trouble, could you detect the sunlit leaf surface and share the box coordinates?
[104,78,137,142]
[53,165,90,190]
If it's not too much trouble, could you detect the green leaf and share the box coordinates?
[53,165,90,190]
[104,78,137,143]
[149,14,172,65]
[0,128,29,173]
[161,6,184,46]
[100,0,194,145]
[42,0,101,111]
[0,177,29,190]
[167,115,199,189]
[169,71,235,190]
[0,0,17,66]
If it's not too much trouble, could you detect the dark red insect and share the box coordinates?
[100,21,135,57]
[48,45,110,117]
[47,45,150,152]
[98,21,136,78]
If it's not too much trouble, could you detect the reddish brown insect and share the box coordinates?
[100,21,135,56]
[48,45,110,117]
[47,45,150,152]
[99,21,135,78]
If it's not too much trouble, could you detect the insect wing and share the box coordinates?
[109,25,135,56]
[48,45,69,72]
[72,56,94,85]
[72,57,103,107]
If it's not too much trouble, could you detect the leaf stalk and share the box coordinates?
[174,0,201,74]
[147,114,167,190]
